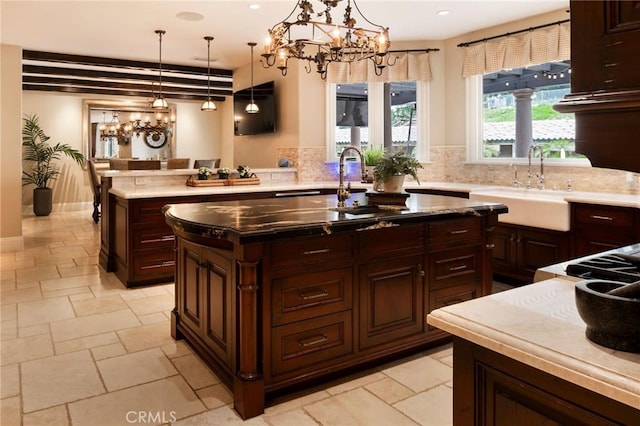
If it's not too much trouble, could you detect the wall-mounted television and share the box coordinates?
[233,81,276,136]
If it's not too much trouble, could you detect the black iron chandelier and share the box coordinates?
[261,0,392,80]
[99,112,132,144]
[128,111,175,138]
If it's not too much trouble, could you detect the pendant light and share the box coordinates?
[201,36,217,111]
[245,42,259,114]
[152,29,169,109]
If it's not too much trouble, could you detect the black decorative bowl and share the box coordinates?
[575,280,640,352]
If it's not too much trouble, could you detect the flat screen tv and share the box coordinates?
[233,81,276,136]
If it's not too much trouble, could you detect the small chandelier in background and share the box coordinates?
[201,36,217,111]
[152,29,169,109]
[246,42,259,114]
[100,112,132,144]
[261,0,392,80]
[129,111,175,138]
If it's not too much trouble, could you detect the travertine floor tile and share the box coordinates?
[23,405,69,426]
[0,396,21,426]
[68,376,206,426]
[125,293,174,316]
[394,384,453,426]
[91,342,127,360]
[1,333,53,365]
[71,294,128,316]
[171,353,221,390]
[304,387,418,426]
[196,383,233,409]
[1,319,17,340]
[54,331,120,355]
[173,405,268,426]
[382,353,453,393]
[40,274,102,292]
[0,285,42,305]
[117,321,174,352]
[19,323,50,338]
[1,362,20,398]
[264,408,319,426]
[21,349,105,413]
[16,265,59,284]
[365,376,415,404]
[50,309,139,342]
[1,303,17,322]
[264,389,331,417]
[18,296,76,327]
[325,370,386,395]
[97,348,178,391]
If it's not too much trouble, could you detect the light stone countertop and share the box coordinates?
[427,277,640,410]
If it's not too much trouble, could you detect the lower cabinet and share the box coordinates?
[492,223,570,283]
[453,337,640,425]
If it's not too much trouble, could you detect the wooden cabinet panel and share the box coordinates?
[429,246,482,290]
[271,233,353,268]
[427,217,482,245]
[272,266,352,327]
[132,226,175,251]
[270,311,353,377]
[202,248,233,364]
[179,242,204,334]
[358,224,425,260]
[358,255,424,350]
[571,203,640,257]
[131,250,175,281]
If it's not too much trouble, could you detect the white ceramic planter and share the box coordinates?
[382,175,405,193]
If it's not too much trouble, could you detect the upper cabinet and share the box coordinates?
[554,0,640,173]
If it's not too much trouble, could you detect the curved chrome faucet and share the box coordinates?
[337,146,367,208]
[527,145,545,189]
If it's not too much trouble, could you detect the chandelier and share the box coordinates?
[261,0,391,80]
[129,111,175,138]
[99,112,132,144]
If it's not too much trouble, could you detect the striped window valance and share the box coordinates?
[461,21,570,78]
[326,51,433,83]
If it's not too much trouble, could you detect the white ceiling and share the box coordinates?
[1,0,568,70]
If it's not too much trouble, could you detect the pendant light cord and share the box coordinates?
[250,43,255,106]
[155,30,165,100]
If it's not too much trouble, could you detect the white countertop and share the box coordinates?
[427,278,640,410]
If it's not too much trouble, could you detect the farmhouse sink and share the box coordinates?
[469,187,571,231]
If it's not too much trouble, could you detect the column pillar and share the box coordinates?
[512,88,534,158]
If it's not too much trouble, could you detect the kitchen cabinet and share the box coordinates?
[571,202,640,257]
[452,337,639,425]
[554,0,640,173]
[491,223,570,283]
[166,194,503,419]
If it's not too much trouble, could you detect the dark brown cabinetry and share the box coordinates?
[169,204,498,419]
[571,202,640,257]
[491,223,570,283]
[453,337,640,425]
[554,0,640,173]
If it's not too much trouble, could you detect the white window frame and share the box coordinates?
[465,75,590,167]
[326,81,430,163]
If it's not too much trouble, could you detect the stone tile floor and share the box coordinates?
[1,210,460,426]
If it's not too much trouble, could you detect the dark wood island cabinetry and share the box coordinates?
[164,192,506,419]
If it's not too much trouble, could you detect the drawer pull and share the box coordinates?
[299,289,329,300]
[449,265,467,272]
[302,248,330,255]
[449,229,469,235]
[298,334,328,347]
[590,215,613,221]
[141,235,175,244]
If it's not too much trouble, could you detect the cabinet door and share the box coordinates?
[572,203,639,257]
[490,225,516,278]
[359,255,424,350]
[201,248,234,366]
[177,240,205,335]
[517,227,569,279]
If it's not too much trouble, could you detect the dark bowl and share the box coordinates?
[575,280,640,352]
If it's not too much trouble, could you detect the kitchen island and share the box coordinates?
[163,192,506,419]
[427,278,640,424]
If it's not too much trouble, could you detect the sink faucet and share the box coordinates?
[527,145,545,189]
[337,146,367,208]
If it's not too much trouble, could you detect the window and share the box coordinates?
[468,60,585,164]
[327,81,429,161]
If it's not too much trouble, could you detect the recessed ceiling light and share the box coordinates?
[248,4,260,10]
[176,11,204,21]
[436,10,450,16]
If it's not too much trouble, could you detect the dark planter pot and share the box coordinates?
[33,187,52,216]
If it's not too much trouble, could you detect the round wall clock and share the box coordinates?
[144,132,167,148]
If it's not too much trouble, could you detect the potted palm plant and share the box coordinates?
[373,150,423,193]
[22,114,84,216]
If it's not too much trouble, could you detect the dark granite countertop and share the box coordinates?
[163,192,508,244]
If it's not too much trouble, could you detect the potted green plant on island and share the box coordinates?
[197,167,212,180]
[217,167,231,179]
[373,150,423,193]
[362,145,384,184]
[22,114,84,216]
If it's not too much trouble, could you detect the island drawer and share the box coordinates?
[270,311,353,377]
[428,245,482,290]
[132,226,175,250]
[271,233,353,268]
[131,250,175,280]
[427,217,482,245]
[358,224,424,260]
[271,267,353,326]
